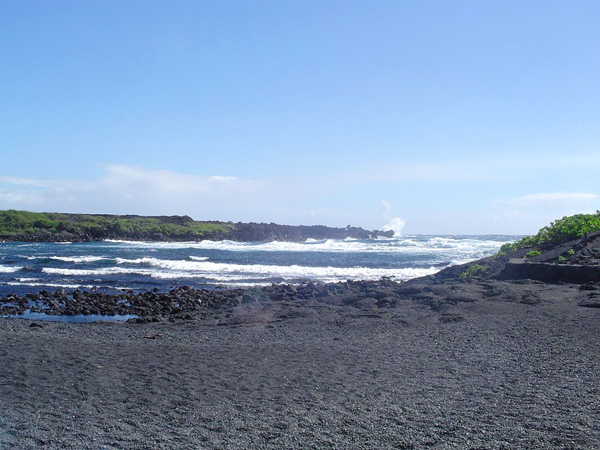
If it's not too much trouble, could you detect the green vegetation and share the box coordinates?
[0,210,232,240]
[459,264,488,278]
[558,249,576,263]
[525,250,541,258]
[497,212,600,255]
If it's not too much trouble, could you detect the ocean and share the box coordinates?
[0,235,517,297]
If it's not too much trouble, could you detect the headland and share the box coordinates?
[0,210,393,243]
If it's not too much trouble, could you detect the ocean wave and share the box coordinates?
[44,259,439,283]
[115,257,161,265]
[24,255,109,263]
[5,280,133,290]
[6,281,97,289]
[49,256,109,263]
[102,237,505,255]
[0,236,514,294]
[42,267,149,276]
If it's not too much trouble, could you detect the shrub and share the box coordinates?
[459,264,488,278]
[497,242,518,256]
[496,211,600,255]
[0,210,231,238]
[525,250,541,258]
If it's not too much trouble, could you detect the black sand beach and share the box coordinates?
[3,231,600,449]
[1,276,600,449]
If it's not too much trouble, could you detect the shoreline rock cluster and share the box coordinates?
[0,278,409,323]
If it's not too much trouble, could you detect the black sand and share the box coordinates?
[1,278,599,449]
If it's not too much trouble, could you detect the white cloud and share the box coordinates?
[0,175,64,188]
[500,192,599,206]
[0,165,265,220]
[0,165,391,228]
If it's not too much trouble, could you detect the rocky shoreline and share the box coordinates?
[2,232,600,323]
[2,272,600,326]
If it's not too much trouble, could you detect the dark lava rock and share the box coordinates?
[519,291,541,305]
[579,298,600,308]
[439,314,465,323]
[580,282,600,291]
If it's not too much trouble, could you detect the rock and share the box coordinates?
[579,298,600,308]
[241,294,257,304]
[439,314,464,323]
[520,291,541,305]
[579,282,600,291]
[445,294,478,304]
[376,296,398,308]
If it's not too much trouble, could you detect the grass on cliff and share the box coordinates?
[498,211,600,255]
[0,210,232,238]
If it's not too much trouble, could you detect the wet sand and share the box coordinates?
[1,282,599,449]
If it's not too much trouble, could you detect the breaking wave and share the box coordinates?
[43,260,438,283]
[0,234,516,295]
[103,236,504,256]
[49,256,109,263]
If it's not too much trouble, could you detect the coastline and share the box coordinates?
[0,211,394,243]
[2,232,600,448]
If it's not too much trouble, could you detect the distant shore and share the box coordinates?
[0,210,394,243]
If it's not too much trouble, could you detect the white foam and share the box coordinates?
[189,256,209,261]
[102,236,505,257]
[115,257,158,265]
[49,256,109,263]
[6,281,97,289]
[42,267,147,276]
[9,235,515,289]
[48,258,440,283]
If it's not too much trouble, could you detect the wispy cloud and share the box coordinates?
[499,192,599,206]
[98,164,250,195]
[0,165,374,226]
[0,175,65,188]
[0,165,266,220]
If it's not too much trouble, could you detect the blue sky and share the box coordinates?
[1,1,599,234]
